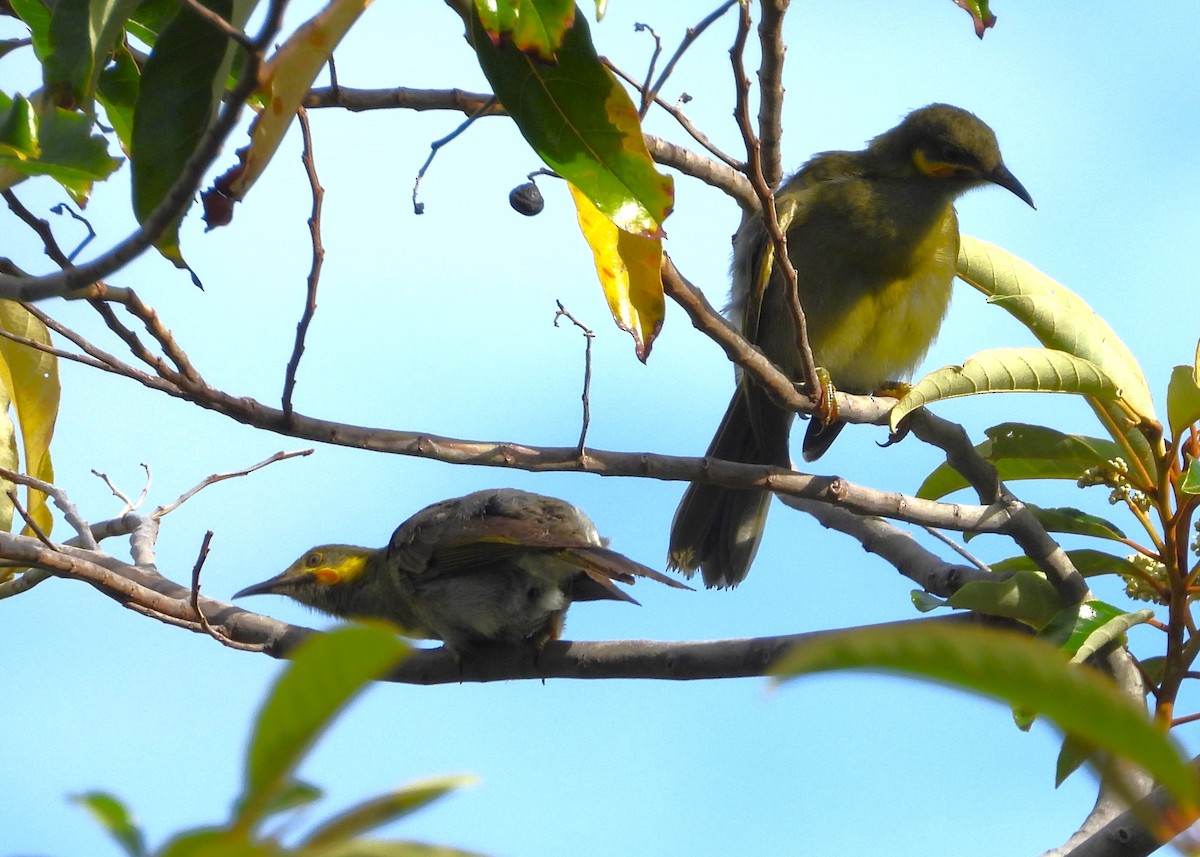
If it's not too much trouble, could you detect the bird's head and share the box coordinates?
[873,103,1035,208]
[233,544,376,615]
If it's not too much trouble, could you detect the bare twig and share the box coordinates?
[411,97,497,214]
[553,301,596,454]
[182,0,255,50]
[922,525,992,573]
[0,465,96,549]
[187,530,258,651]
[153,449,315,518]
[633,21,663,117]
[8,490,54,549]
[645,1,738,109]
[91,468,139,513]
[282,107,326,420]
[729,2,820,399]
[607,61,744,172]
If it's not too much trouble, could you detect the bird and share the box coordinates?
[668,103,1034,589]
[233,487,690,655]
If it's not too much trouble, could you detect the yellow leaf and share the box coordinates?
[226,0,374,200]
[569,182,664,361]
[0,377,17,567]
[0,301,59,537]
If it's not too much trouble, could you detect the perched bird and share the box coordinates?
[234,488,689,654]
[669,104,1034,589]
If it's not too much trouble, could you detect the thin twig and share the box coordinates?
[922,526,992,573]
[411,97,497,214]
[729,2,821,400]
[633,22,663,118]
[554,301,596,455]
[8,490,55,550]
[607,61,743,171]
[645,1,738,109]
[0,465,96,548]
[91,469,136,512]
[153,449,314,518]
[181,0,254,49]
[188,530,257,650]
[282,107,326,420]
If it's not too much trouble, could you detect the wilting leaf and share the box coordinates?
[951,0,996,38]
[216,0,372,209]
[0,301,59,537]
[569,182,663,361]
[468,6,673,238]
[473,0,574,60]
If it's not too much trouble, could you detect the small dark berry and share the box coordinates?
[509,181,544,216]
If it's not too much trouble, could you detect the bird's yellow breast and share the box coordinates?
[806,204,958,391]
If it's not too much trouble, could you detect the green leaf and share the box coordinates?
[1068,607,1154,665]
[468,6,673,238]
[956,236,1157,477]
[957,237,1155,421]
[45,0,92,104]
[990,549,1144,580]
[1027,505,1126,541]
[1182,458,1200,496]
[951,0,996,38]
[1055,734,1091,787]
[72,791,146,857]
[0,301,59,538]
[911,590,947,612]
[891,348,1122,431]
[1167,364,1200,439]
[301,776,476,848]
[236,625,408,831]
[303,842,492,857]
[916,422,1125,499]
[42,0,143,106]
[13,100,122,203]
[157,829,275,857]
[0,93,39,161]
[261,779,324,820]
[473,0,575,61]
[945,570,1061,629]
[9,0,53,61]
[773,623,1200,810]
[130,0,256,265]
[96,43,140,155]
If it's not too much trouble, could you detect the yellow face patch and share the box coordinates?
[912,148,960,179]
[309,552,369,587]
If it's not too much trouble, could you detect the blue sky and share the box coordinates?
[2,2,1198,855]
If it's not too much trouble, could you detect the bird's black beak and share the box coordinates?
[988,163,1035,209]
[232,573,290,600]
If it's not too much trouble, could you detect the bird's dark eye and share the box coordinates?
[306,552,322,568]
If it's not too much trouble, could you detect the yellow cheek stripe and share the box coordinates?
[315,568,342,586]
[912,148,958,178]
[313,554,369,587]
